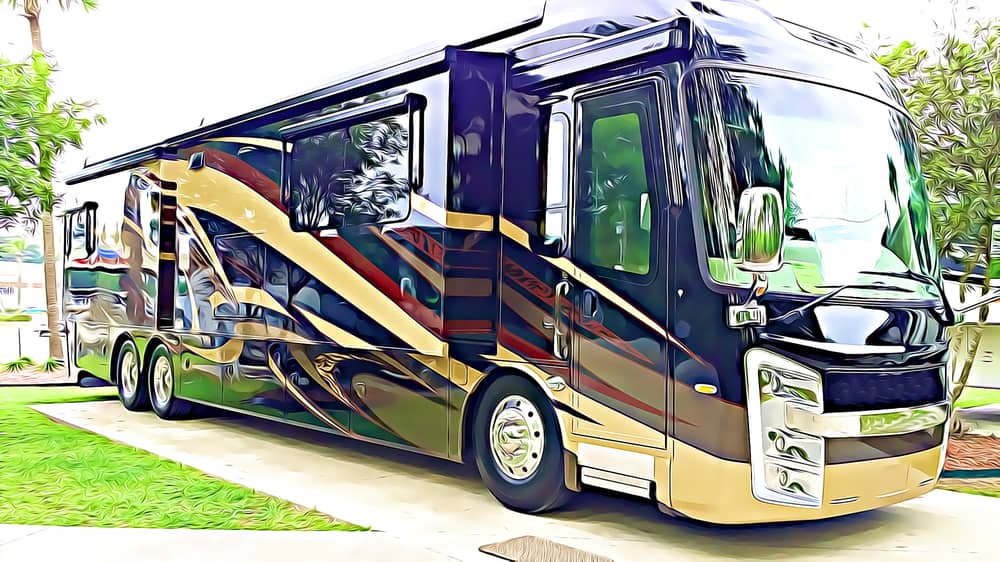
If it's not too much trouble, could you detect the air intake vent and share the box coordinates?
[823,367,945,413]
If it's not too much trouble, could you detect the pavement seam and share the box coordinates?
[0,528,47,549]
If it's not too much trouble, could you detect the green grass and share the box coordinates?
[0,312,31,322]
[2,356,35,372]
[38,357,64,372]
[0,386,364,531]
[955,387,1000,410]
[938,485,1000,499]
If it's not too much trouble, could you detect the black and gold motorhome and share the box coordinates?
[61,0,970,524]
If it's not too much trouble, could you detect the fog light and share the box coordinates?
[746,348,825,508]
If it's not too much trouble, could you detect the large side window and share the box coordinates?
[574,84,660,278]
[284,95,423,232]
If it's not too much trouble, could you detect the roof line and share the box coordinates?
[65,47,454,185]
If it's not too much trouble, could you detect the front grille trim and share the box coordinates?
[822,365,946,413]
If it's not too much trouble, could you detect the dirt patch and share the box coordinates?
[945,434,1000,471]
[0,367,74,386]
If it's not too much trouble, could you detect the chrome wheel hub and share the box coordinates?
[489,394,545,480]
[151,355,172,407]
[120,349,139,398]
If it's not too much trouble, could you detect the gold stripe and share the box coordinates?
[160,252,176,260]
[293,304,378,351]
[499,217,532,249]
[162,161,446,356]
[367,226,444,292]
[232,286,289,316]
[546,256,668,339]
[207,136,285,151]
[412,195,494,232]
[183,338,244,364]
[498,216,666,339]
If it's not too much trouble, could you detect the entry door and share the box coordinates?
[566,80,669,449]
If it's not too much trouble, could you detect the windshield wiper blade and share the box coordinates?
[858,269,940,287]
[772,283,911,325]
[858,269,955,324]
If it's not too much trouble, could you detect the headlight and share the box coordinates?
[746,349,824,508]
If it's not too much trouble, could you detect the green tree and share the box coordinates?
[3,0,100,359]
[875,19,1000,432]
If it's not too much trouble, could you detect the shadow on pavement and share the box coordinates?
[191,408,938,560]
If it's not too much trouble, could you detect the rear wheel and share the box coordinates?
[472,376,572,513]
[115,339,148,411]
[148,345,193,420]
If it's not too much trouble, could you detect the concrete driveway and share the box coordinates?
[33,400,1000,561]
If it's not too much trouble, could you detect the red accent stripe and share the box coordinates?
[445,319,493,334]
[200,147,444,335]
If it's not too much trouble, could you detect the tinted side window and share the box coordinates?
[575,86,659,278]
[288,111,413,231]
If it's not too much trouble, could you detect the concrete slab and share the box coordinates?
[0,525,452,562]
[33,401,1000,562]
[958,405,1000,436]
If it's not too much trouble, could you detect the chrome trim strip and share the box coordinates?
[762,334,906,355]
[576,443,656,480]
[580,467,652,499]
[786,402,949,438]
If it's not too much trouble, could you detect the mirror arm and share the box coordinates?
[742,272,768,306]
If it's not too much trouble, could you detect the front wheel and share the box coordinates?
[472,376,572,513]
[148,345,193,420]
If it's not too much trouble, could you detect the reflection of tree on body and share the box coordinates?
[293,116,411,230]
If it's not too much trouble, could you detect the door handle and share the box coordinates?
[552,280,570,360]
[582,289,599,318]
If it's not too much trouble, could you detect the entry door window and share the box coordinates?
[574,84,661,279]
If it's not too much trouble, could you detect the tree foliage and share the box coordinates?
[875,17,999,431]
[876,20,1000,288]
[0,53,104,229]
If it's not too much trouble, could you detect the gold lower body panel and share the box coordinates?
[668,440,942,524]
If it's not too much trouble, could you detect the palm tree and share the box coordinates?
[0,237,39,310]
[4,0,97,359]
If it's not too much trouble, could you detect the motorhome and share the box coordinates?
[60,0,1000,524]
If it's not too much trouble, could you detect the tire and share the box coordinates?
[115,339,148,411]
[147,344,193,420]
[472,376,572,514]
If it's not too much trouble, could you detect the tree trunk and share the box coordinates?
[25,12,43,52]
[16,256,23,310]
[41,211,63,360]
[950,324,983,435]
[948,283,992,435]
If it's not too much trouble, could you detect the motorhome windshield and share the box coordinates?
[685,68,940,301]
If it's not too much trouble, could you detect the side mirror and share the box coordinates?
[735,186,785,273]
[988,220,1000,289]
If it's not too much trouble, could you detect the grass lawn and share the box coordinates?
[0,386,363,531]
[956,387,1000,410]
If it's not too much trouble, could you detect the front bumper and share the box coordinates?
[744,348,949,508]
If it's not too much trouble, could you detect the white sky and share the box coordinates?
[0,0,995,217]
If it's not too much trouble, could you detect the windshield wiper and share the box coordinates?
[858,269,955,324]
[772,283,913,326]
[858,269,940,288]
